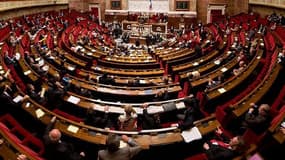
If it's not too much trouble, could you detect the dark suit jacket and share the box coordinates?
[244,111,271,134]
[205,134,238,160]
[98,138,142,160]
[43,121,83,160]
[205,142,238,160]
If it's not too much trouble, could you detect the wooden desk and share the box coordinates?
[207,49,263,100]
[91,65,164,76]
[232,63,282,117]
[21,98,220,149]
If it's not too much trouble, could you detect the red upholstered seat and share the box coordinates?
[184,153,208,160]
[53,108,83,123]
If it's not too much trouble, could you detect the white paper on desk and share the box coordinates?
[176,102,185,109]
[193,62,199,66]
[109,106,124,114]
[93,104,105,112]
[134,107,143,114]
[221,67,228,72]
[119,140,128,148]
[13,95,23,103]
[67,96,80,104]
[35,108,45,118]
[24,70,31,75]
[218,88,226,93]
[181,127,202,143]
[214,60,221,65]
[67,125,79,133]
[139,80,147,84]
[67,65,75,71]
[147,105,164,114]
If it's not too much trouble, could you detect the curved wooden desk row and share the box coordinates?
[231,60,282,117]
[162,48,195,61]
[20,98,220,148]
[97,58,159,69]
[91,65,164,76]
[76,69,172,86]
[172,39,227,72]
[156,47,189,57]
[69,76,181,96]
[57,47,89,68]
[172,49,219,73]
[206,48,264,100]
[178,48,235,80]
[189,53,238,88]
[64,91,188,115]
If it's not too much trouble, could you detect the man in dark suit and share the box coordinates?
[203,127,245,160]
[172,96,203,130]
[43,117,85,160]
[97,133,142,160]
[242,103,271,134]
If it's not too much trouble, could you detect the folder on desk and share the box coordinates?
[67,95,80,104]
[67,125,79,134]
[176,102,185,109]
[181,127,202,143]
[193,62,199,66]
[221,67,228,72]
[119,140,128,148]
[13,95,23,103]
[24,70,31,75]
[35,108,45,118]
[139,80,147,84]
[147,105,164,114]
[218,88,226,93]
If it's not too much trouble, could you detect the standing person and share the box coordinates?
[118,105,138,131]
[43,117,85,160]
[97,134,142,160]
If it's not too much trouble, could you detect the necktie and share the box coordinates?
[210,139,230,149]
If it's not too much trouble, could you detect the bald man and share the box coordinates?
[43,116,85,160]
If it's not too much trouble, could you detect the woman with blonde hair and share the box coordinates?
[118,105,137,131]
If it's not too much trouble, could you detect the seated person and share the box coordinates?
[140,103,161,129]
[84,106,112,129]
[187,71,200,80]
[233,60,246,76]
[118,105,138,131]
[98,73,115,85]
[97,134,142,160]
[172,96,203,130]
[26,83,46,104]
[240,103,271,134]
[203,127,246,160]
[153,89,169,101]
[205,78,218,90]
